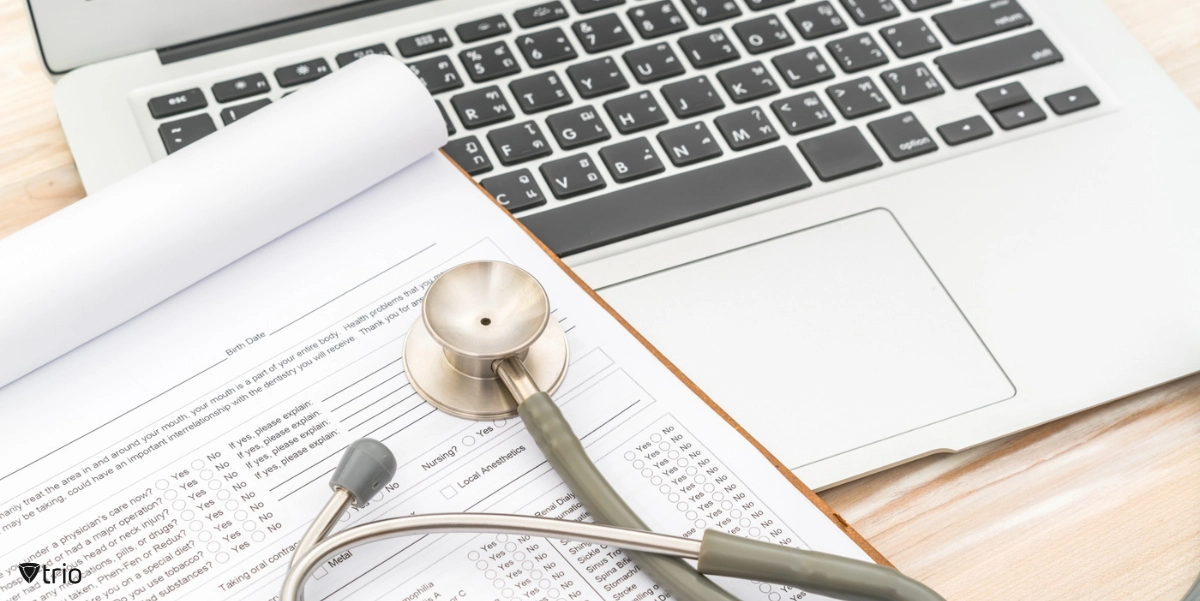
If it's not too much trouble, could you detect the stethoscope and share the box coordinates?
[280,261,944,601]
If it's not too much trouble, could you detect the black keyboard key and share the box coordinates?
[541,153,607,198]
[516,27,578,68]
[444,141,495,178]
[211,74,270,103]
[460,41,521,82]
[158,114,216,154]
[573,14,634,53]
[976,81,1030,111]
[443,136,494,175]
[936,115,992,145]
[437,100,456,135]
[839,0,899,25]
[219,98,271,125]
[678,29,740,68]
[457,15,511,43]
[605,91,669,133]
[510,72,573,113]
[397,29,453,57]
[481,169,547,212]
[933,0,1032,44]
[661,76,725,117]
[879,19,942,58]
[900,0,949,10]
[746,0,795,10]
[629,1,688,39]
[733,15,795,54]
[717,61,780,102]
[148,88,206,118]
[771,47,835,88]
[547,105,612,149]
[992,100,1046,129]
[1045,86,1099,115]
[787,2,848,40]
[275,59,331,87]
[715,106,780,150]
[868,111,938,161]
[827,76,890,118]
[797,126,881,181]
[771,92,836,134]
[881,62,944,103]
[624,43,686,84]
[682,0,743,23]
[488,121,553,165]
[408,55,464,94]
[573,0,625,13]
[335,44,391,67]
[599,138,665,182]
[658,122,723,166]
[934,30,1063,89]
[451,86,515,128]
[566,57,630,98]
[826,32,888,73]
[515,2,569,28]
[521,146,811,256]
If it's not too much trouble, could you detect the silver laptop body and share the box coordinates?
[29,0,1200,488]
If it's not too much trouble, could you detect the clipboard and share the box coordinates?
[449,153,890,567]
[0,55,890,598]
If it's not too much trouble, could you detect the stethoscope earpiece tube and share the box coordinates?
[696,530,945,601]
[281,513,706,601]
[517,391,744,601]
[289,439,398,570]
[280,510,949,601]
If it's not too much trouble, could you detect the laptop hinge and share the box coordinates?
[157,0,436,65]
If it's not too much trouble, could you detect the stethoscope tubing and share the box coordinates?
[281,513,703,601]
[281,263,947,601]
[280,388,946,601]
[282,260,1200,601]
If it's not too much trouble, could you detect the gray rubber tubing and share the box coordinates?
[519,392,741,601]
[697,530,946,601]
[1183,569,1200,601]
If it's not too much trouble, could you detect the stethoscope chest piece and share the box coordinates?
[404,261,568,419]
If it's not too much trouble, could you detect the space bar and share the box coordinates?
[520,146,812,257]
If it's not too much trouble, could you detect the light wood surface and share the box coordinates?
[0,1,1197,599]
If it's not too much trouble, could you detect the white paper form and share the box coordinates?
[0,155,871,601]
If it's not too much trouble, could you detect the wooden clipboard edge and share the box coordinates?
[441,150,891,567]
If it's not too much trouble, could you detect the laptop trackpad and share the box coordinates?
[600,209,1015,472]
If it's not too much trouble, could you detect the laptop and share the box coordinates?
[29,0,1200,489]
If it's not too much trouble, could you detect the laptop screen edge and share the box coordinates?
[27,0,384,73]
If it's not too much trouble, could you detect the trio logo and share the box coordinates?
[16,562,82,585]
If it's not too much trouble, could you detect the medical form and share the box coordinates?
[0,58,877,601]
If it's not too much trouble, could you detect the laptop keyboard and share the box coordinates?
[145,0,1101,257]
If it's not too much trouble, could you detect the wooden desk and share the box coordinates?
[0,1,1196,599]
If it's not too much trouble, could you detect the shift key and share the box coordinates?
[934,30,1062,89]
